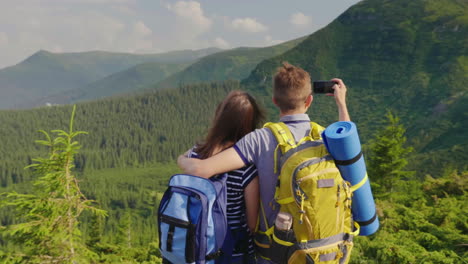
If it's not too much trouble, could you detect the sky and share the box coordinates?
[0,0,361,69]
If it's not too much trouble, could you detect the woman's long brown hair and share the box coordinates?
[196,90,265,159]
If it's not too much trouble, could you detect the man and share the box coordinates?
[178,62,350,263]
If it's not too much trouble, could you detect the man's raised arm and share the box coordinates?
[177,147,245,178]
[332,78,350,122]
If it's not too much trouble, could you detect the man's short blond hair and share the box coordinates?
[273,62,312,112]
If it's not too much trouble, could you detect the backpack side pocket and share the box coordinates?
[269,225,296,264]
[158,187,207,263]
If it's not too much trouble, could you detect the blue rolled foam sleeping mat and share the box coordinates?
[322,121,379,236]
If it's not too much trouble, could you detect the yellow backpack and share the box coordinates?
[255,122,359,264]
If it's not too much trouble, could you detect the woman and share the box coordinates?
[188,90,264,263]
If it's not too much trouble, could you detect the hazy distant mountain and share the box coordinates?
[25,37,305,106]
[155,36,306,89]
[0,48,221,109]
[29,62,190,106]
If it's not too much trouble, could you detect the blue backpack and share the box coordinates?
[158,173,232,264]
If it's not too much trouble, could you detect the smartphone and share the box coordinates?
[313,81,336,94]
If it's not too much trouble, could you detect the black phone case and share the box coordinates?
[313,81,336,94]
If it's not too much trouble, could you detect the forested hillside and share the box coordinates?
[242,0,468,175]
[0,81,465,263]
[0,81,239,187]
[0,81,239,263]
[155,36,306,89]
[32,61,189,106]
[0,48,220,109]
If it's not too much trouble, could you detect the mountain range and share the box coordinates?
[0,48,220,109]
[27,36,306,107]
[154,36,306,89]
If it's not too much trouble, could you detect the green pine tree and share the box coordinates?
[116,210,133,249]
[86,213,104,249]
[0,105,107,264]
[367,111,415,195]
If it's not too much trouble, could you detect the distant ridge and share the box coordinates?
[0,48,221,109]
[32,62,189,106]
[25,36,306,107]
[18,48,221,68]
[155,36,307,89]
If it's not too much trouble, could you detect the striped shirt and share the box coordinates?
[190,148,257,258]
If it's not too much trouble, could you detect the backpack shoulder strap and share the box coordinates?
[265,121,325,143]
[264,122,295,154]
[309,122,325,140]
[264,122,296,174]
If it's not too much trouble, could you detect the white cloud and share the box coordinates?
[67,11,126,48]
[167,1,212,32]
[290,12,311,27]
[51,45,63,53]
[231,17,267,33]
[213,37,229,49]
[0,0,360,69]
[133,21,152,37]
[0,1,143,67]
[128,22,154,52]
[264,35,283,46]
[163,1,214,49]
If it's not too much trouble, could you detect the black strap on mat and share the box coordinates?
[334,151,363,166]
[356,211,377,227]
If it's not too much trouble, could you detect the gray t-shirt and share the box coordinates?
[234,113,316,232]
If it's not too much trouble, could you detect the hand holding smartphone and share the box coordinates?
[313,81,337,94]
